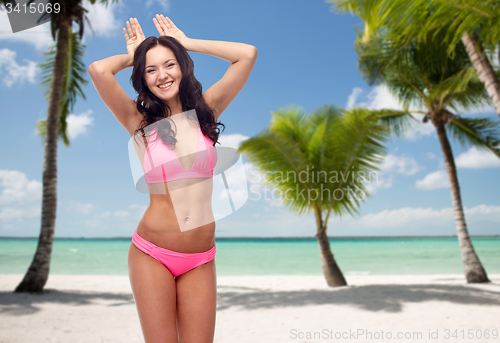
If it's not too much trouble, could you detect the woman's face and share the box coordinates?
[143,45,182,103]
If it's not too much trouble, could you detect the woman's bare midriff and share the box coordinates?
[136,177,216,253]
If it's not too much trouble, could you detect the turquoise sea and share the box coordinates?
[0,236,498,276]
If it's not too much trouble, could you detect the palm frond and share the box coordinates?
[238,126,313,216]
[37,27,87,146]
[327,0,362,15]
[268,105,314,156]
[444,74,493,113]
[327,0,393,43]
[307,104,345,175]
[428,66,476,103]
[446,116,500,158]
[377,0,498,56]
[238,105,391,220]
[321,107,390,220]
[373,108,420,139]
[355,34,431,109]
[354,11,496,120]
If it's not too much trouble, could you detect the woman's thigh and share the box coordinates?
[175,259,217,343]
[128,242,178,343]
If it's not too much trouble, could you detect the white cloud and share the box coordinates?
[415,170,449,190]
[81,0,121,40]
[402,119,435,141]
[346,87,364,110]
[218,133,249,149]
[452,96,497,116]
[268,199,284,207]
[455,147,500,169]
[345,83,499,141]
[245,152,420,198]
[365,175,393,194]
[96,211,111,218]
[346,84,405,111]
[65,200,499,237]
[427,152,437,159]
[0,0,121,50]
[365,153,421,194]
[347,78,499,117]
[347,204,500,229]
[459,103,496,116]
[0,169,42,222]
[346,85,436,141]
[424,151,446,169]
[114,210,129,217]
[89,204,143,225]
[379,153,421,175]
[241,161,289,207]
[66,201,94,214]
[352,206,452,228]
[245,161,262,182]
[210,132,252,207]
[66,109,94,139]
[145,0,171,12]
[213,150,250,208]
[0,169,42,205]
[0,10,53,50]
[0,48,38,87]
[465,204,500,221]
[0,205,40,222]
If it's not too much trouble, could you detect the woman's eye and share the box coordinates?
[167,63,174,67]
[147,69,155,73]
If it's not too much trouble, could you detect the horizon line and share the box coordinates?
[1,234,498,240]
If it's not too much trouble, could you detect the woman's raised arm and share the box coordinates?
[153,14,257,121]
[88,18,145,136]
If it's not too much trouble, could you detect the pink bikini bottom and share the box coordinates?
[131,230,216,278]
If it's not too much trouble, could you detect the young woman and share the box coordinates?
[89,15,257,343]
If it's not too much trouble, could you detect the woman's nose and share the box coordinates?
[158,67,169,80]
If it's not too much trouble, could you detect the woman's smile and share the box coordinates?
[158,81,173,90]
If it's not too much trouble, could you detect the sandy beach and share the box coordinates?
[1,274,499,342]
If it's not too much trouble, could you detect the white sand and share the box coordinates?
[1,274,499,342]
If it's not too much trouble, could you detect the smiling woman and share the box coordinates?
[129,34,224,150]
[144,51,180,95]
[88,14,257,343]
[145,53,177,92]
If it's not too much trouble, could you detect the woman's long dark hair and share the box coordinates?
[130,36,225,148]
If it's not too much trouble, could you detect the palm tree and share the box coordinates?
[352,22,499,282]
[35,28,88,146]
[328,0,500,118]
[0,0,116,293]
[238,105,393,287]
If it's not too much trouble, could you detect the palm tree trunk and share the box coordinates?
[315,220,347,287]
[435,123,490,284]
[15,16,71,293]
[462,31,500,118]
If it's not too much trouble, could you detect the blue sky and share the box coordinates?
[1,0,499,238]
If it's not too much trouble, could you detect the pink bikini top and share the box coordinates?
[143,123,217,183]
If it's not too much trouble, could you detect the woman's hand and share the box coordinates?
[123,17,146,56]
[153,14,188,45]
